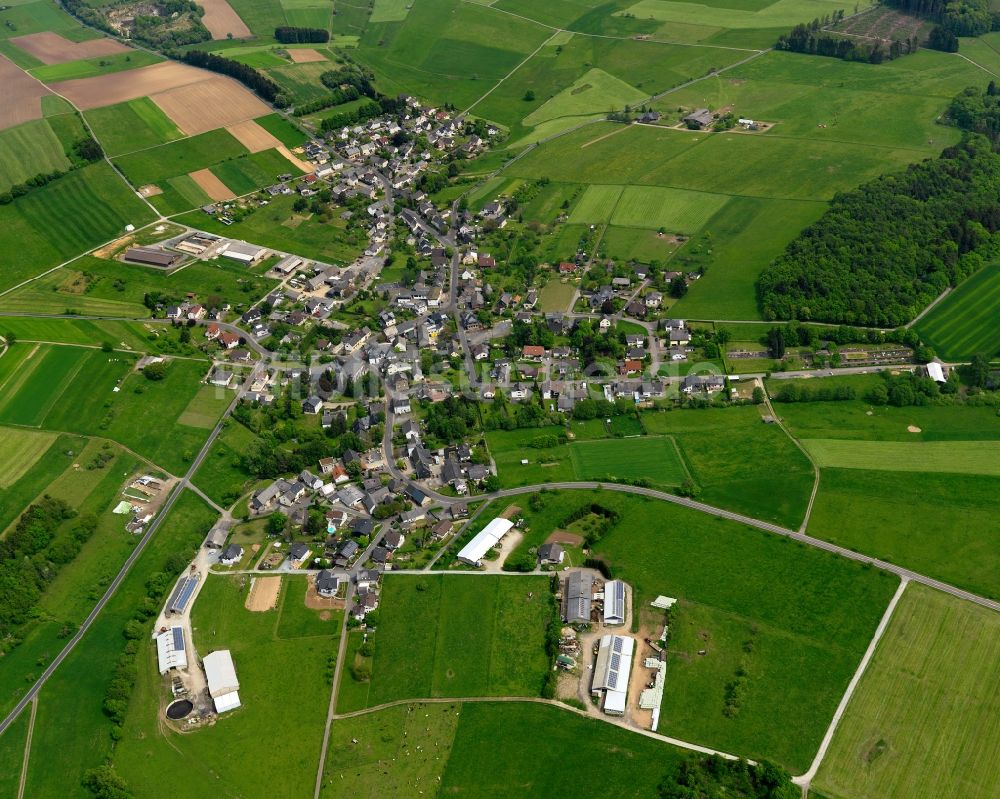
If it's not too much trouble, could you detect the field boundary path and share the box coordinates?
[794,578,910,791]
[313,581,355,799]
[905,286,951,328]
[16,695,37,799]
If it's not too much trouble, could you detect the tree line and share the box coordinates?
[181,50,288,107]
[947,82,1000,143]
[0,132,102,205]
[758,133,1000,326]
[274,26,329,43]
[883,0,1000,36]
[776,12,923,63]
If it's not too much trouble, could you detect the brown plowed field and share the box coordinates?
[0,55,50,130]
[190,168,235,201]
[277,146,313,174]
[288,48,327,63]
[245,576,281,611]
[226,119,281,153]
[199,0,252,40]
[49,61,207,109]
[11,31,129,65]
[152,76,270,135]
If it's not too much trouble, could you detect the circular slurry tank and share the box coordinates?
[166,699,193,720]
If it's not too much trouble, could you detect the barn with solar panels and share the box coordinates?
[155,626,188,674]
[591,634,634,716]
[603,580,627,626]
[167,573,200,615]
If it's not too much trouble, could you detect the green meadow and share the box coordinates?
[815,583,1000,799]
[85,97,184,157]
[338,575,554,711]
[802,439,1000,477]
[29,49,161,82]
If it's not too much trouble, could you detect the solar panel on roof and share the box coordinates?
[172,628,185,650]
[170,577,198,613]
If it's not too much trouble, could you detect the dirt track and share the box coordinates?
[0,55,50,130]
[245,576,281,611]
[198,0,251,40]
[11,31,128,65]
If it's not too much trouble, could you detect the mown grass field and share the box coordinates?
[569,434,689,483]
[814,583,1000,799]
[611,184,730,232]
[22,493,217,799]
[0,117,71,192]
[113,128,249,187]
[523,66,646,127]
[807,468,1000,601]
[84,97,184,157]
[191,418,263,505]
[0,709,29,799]
[913,263,1000,360]
[802,438,1000,477]
[29,49,161,82]
[322,700,685,799]
[0,344,226,474]
[566,183,622,223]
[0,317,159,350]
[338,575,554,711]
[0,427,57,487]
[0,162,155,293]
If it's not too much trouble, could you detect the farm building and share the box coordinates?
[124,247,180,268]
[204,650,241,713]
[603,580,627,626]
[456,517,513,566]
[167,574,199,615]
[205,526,228,548]
[926,362,947,382]
[155,626,188,674]
[562,571,593,624]
[591,634,634,716]
[683,108,713,129]
[221,241,267,265]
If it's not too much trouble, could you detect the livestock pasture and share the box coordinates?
[582,489,896,771]
[802,438,1000,477]
[523,67,647,127]
[807,468,1000,600]
[322,701,684,799]
[11,30,127,64]
[814,583,1000,799]
[339,575,554,711]
[913,263,1000,360]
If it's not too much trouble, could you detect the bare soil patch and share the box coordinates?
[152,76,270,135]
[245,576,281,611]
[226,118,281,153]
[305,580,344,610]
[907,425,922,433]
[50,61,207,109]
[0,54,51,130]
[138,184,163,198]
[189,168,236,201]
[545,529,583,546]
[499,504,521,519]
[288,48,327,63]
[276,145,313,174]
[198,0,251,40]
[11,31,128,65]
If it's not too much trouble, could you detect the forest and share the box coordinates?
[757,133,1000,326]
[883,0,1000,35]
[947,82,1000,142]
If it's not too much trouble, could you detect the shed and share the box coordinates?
[456,517,513,566]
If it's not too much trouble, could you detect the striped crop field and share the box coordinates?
[802,438,1000,477]
[914,263,1000,360]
